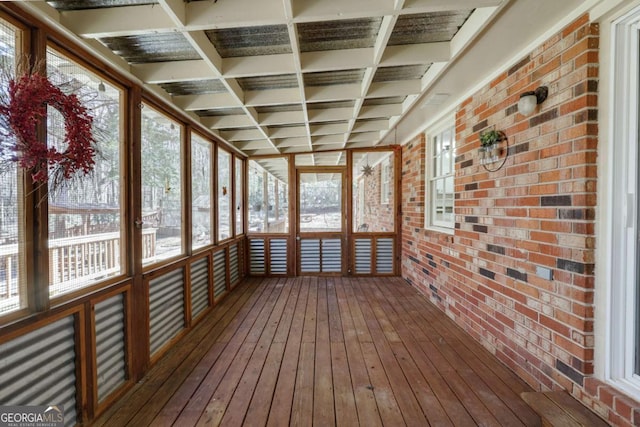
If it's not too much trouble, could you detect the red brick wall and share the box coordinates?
[401,14,640,426]
[357,161,394,232]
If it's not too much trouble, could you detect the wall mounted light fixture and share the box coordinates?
[518,86,548,116]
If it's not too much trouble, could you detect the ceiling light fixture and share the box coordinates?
[518,86,548,116]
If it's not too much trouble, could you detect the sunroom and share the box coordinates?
[0,0,637,425]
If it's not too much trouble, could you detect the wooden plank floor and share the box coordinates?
[94,277,541,426]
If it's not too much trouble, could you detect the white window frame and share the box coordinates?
[425,118,456,233]
[606,3,640,397]
[381,158,390,205]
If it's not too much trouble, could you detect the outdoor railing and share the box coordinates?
[0,228,156,308]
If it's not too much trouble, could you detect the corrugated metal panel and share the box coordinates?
[309,121,350,131]
[237,240,244,280]
[206,25,292,58]
[362,96,407,106]
[376,238,394,274]
[298,17,383,52]
[304,69,366,87]
[229,243,240,285]
[0,315,77,426]
[190,257,210,319]
[307,100,355,110]
[270,239,287,275]
[213,250,227,298]
[149,269,185,356]
[355,238,372,274]
[255,104,302,113]
[388,11,473,45]
[160,79,226,96]
[47,0,156,11]
[196,108,245,117]
[95,293,126,403]
[237,74,299,91]
[300,239,320,273]
[372,64,431,82]
[321,239,342,272]
[249,239,266,274]
[99,33,200,64]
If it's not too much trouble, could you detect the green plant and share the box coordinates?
[479,129,503,147]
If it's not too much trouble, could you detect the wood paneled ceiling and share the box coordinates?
[36,0,504,156]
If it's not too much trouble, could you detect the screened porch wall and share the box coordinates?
[0,4,248,425]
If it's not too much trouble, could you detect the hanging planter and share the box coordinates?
[479,129,505,165]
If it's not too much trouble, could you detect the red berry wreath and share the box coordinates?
[0,73,95,183]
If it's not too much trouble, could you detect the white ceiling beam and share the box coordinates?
[359,104,404,118]
[184,31,223,75]
[245,88,301,106]
[174,93,241,110]
[311,143,344,152]
[238,140,276,150]
[188,0,285,29]
[380,42,450,66]
[221,128,267,141]
[201,115,255,129]
[301,49,374,72]
[283,0,314,153]
[223,55,296,77]
[293,0,392,21]
[132,60,211,84]
[353,120,389,132]
[259,159,289,167]
[281,146,310,154]
[348,131,383,143]
[403,0,502,11]
[346,140,381,148]
[307,108,353,122]
[243,107,260,123]
[61,5,175,38]
[367,80,422,98]
[221,78,245,104]
[305,84,361,103]
[312,134,345,145]
[343,2,402,148]
[269,126,308,138]
[310,123,351,136]
[275,137,310,147]
[259,111,306,126]
[158,0,186,26]
[16,1,60,23]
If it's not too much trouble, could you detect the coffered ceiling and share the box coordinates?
[17,0,503,156]
[17,0,597,159]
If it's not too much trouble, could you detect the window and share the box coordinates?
[217,148,231,241]
[46,47,124,297]
[0,18,24,314]
[235,157,244,236]
[248,158,289,233]
[352,151,395,232]
[425,121,455,231]
[141,104,183,265]
[191,133,212,249]
[607,5,640,397]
